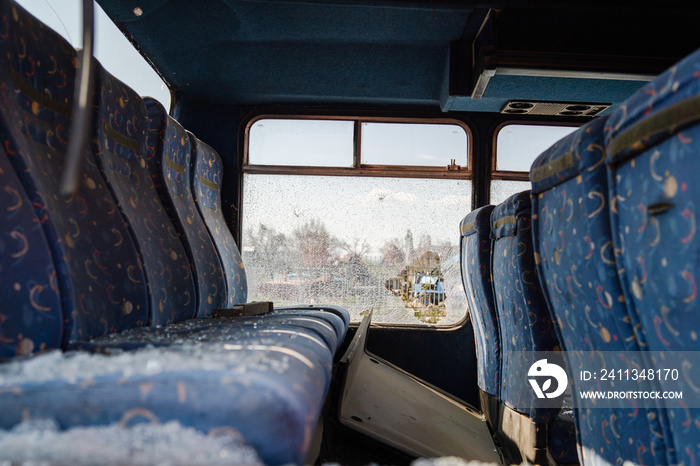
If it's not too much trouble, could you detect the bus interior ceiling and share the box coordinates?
[2,0,700,464]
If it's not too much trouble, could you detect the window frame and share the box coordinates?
[243,115,473,180]
[241,113,474,328]
[491,120,580,182]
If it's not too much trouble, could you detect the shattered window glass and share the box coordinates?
[243,119,471,326]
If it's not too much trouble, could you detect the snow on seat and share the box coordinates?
[79,312,342,358]
[0,419,265,466]
[0,337,332,465]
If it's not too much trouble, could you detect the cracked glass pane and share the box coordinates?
[242,174,471,326]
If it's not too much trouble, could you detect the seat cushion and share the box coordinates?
[0,338,332,466]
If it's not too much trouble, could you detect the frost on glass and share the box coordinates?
[361,123,468,167]
[243,175,472,325]
[249,119,354,167]
[490,180,531,205]
[496,124,577,172]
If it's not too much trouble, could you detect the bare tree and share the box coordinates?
[292,218,338,268]
[380,238,405,267]
[246,224,289,279]
[341,238,371,258]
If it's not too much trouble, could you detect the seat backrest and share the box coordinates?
[490,190,560,422]
[0,0,149,345]
[92,64,197,325]
[190,135,248,307]
[144,98,226,316]
[0,143,62,358]
[531,116,667,465]
[605,47,700,466]
[459,206,499,398]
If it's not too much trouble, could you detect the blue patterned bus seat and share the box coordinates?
[144,99,226,317]
[0,145,62,359]
[86,313,340,354]
[0,336,332,466]
[605,47,700,466]
[0,0,149,345]
[531,116,668,465]
[491,191,560,417]
[190,134,247,307]
[0,4,347,464]
[93,62,197,326]
[459,206,500,397]
[74,314,337,366]
[272,305,350,345]
[491,191,577,464]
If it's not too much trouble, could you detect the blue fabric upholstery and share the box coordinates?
[531,116,668,465]
[491,191,577,463]
[82,312,341,357]
[0,5,350,465]
[93,64,197,326]
[76,314,337,370]
[548,415,578,464]
[79,307,348,361]
[0,338,332,466]
[0,0,149,345]
[605,47,700,466]
[459,206,500,397]
[0,145,62,358]
[491,190,561,421]
[190,135,248,307]
[269,307,349,347]
[144,99,225,316]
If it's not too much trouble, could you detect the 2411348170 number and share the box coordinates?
[599,368,679,381]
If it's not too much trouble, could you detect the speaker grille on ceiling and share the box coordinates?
[501,101,610,117]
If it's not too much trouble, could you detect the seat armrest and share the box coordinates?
[212,301,273,317]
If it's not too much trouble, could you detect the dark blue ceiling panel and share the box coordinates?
[96,0,699,112]
[98,0,471,107]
